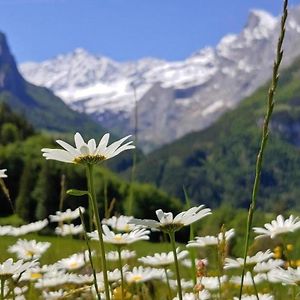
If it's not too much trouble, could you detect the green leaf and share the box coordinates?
[67,189,90,197]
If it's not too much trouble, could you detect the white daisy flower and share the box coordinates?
[96,266,128,284]
[233,294,274,300]
[19,265,49,282]
[0,258,38,278]
[56,252,89,271]
[173,290,211,300]
[168,278,194,290]
[106,250,136,262]
[55,224,83,236]
[267,267,300,285]
[224,250,273,269]
[35,271,92,288]
[253,215,300,239]
[89,225,150,245]
[90,283,107,298]
[0,225,13,236]
[102,215,138,232]
[67,273,93,285]
[230,272,266,286]
[8,239,51,260]
[253,259,285,273]
[200,275,227,291]
[42,289,67,300]
[9,219,48,236]
[187,228,235,248]
[125,266,164,283]
[139,248,188,267]
[41,132,135,164]
[2,284,28,300]
[129,205,211,232]
[35,270,69,289]
[0,169,7,178]
[49,207,85,223]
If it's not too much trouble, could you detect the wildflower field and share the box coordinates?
[0,1,299,300]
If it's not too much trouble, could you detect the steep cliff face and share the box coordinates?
[0,32,107,136]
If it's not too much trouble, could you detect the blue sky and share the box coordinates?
[0,0,300,63]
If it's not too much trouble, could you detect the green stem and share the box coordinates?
[169,231,183,300]
[87,164,110,300]
[215,245,222,300]
[239,1,288,298]
[86,167,94,231]
[183,186,197,285]
[117,246,124,300]
[1,279,4,300]
[164,267,172,300]
[104,179,108,219]
[79,208,101,300]
[250,271,259,300]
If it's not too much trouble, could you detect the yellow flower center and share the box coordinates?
[114,235,123,242]
[26,250,35,258]
[131,275,143,282]
[31,273,42,280]
[73,154,106,165]
[69,262,79,269]
[124,225,130,232]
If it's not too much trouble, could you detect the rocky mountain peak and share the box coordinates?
[19,6,300,151]
[246,10,277,31]
[0,32,24,93]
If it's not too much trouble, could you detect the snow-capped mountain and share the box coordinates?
[20,6,300,151]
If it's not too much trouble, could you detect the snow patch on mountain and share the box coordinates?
[20,6,300,151]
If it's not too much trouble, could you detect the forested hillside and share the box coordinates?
[133,56,300,212]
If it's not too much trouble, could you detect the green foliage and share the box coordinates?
[134,57,300,212]
[1,123,20,144]
[0,123,180,221]
[0,102,34,143]
[15,161,39,220]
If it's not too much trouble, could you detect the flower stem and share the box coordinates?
[183,186,197,285]
[250,271,259,300]
[117,246,125,300]
[169,231,183,300]
[0,279,4,300]
[164,267,172,300]
[79,208,101,300]
[215,246,222,300]
[86,164,110,300]
[239,1,288,298]
[86,167,94,231]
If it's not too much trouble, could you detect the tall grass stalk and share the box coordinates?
[0,179,14,213]
[86,164,110,300]
[183,186,197,285]
[239,0,288,298]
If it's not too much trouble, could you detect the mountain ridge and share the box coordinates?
[130,55,300,211]
[0,31,108,138]
[20,6,300,151]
